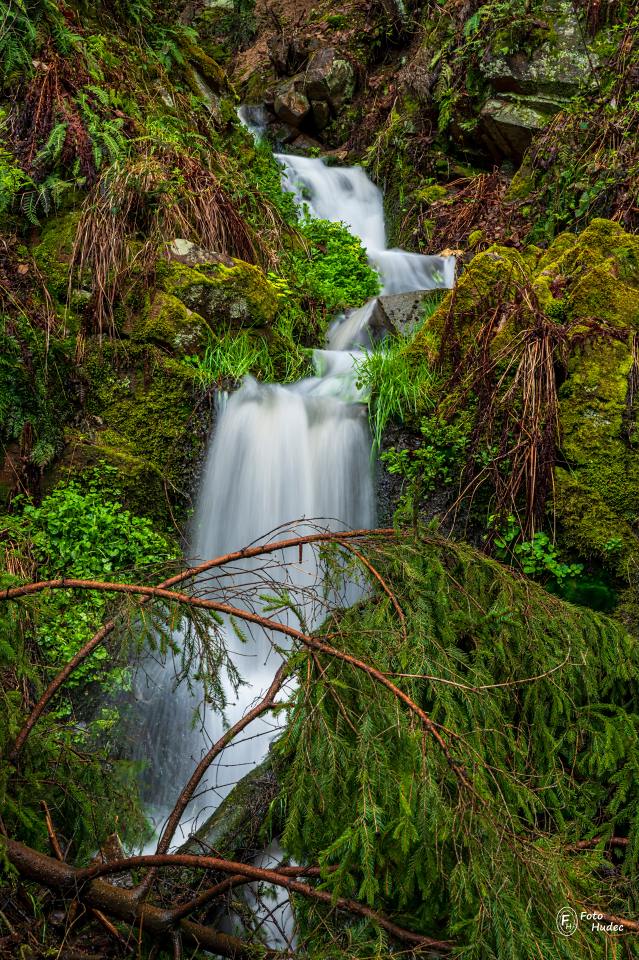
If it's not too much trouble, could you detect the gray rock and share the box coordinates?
[477,1,597,160]
[302,47,355,105]
[274,82,311,126]
[166,238,234,268]
[481,1,597,100]
[372,290,444,338]
[480,95,558,160]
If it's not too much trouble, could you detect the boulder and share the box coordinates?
[164,258,281,329]
[481,1,596,100]
[302,47,355,105]
[165,238,234,269]
[129,291,207,355]
[478,1,597,160]
[479,95,558,161]
[273,81,311,127]
[267,35,317,76]
[374,290,443,337]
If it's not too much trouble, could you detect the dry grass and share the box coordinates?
[70,144,266,338]
[439,283,630,537]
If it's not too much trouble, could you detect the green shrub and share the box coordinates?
[290,218,381,313]
[5,479,176,691]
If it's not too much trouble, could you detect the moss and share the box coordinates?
[555,329,639,571]
[162,258,281,330]
[32,211,81,301]
[567,263,639,328]
[403,219,639,588]
[53,430,168,522]
[413,183,448,205]
[129,291,208,355]
[78,343,211,523]
[407,244,530,362]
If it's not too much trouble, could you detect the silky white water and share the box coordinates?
[130,137,454,940]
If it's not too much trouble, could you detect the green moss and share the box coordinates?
[556,336,639,574]
[78,343,209,523]
[53,430,168,522]
[567,264,639,327]
[162,258,281,330]
[412,183,448,205]
[407,244,530,361]
[129,291,207,355]
[32,211,81,301]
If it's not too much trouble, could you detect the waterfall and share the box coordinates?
[129,137,455,938]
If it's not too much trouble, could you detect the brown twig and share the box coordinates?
[4,838,452,954]
[5,528,399,759]
[6,573,469,788]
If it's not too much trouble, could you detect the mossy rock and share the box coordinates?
[162,258,281,331]
[404,219,639,585]
[566,263,639,328]
[555,336,639,574]
[407,244,530,362]
[128,291,208,356]
[53,429,168,522]
[534,219,639,293]
[79,343,212,523]
[32,211,81,302]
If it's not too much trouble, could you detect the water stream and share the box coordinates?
[131,124,454,942]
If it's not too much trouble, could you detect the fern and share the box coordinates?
[34,122,68,168]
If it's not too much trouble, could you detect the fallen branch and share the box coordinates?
[4,839,453,954]
[4,528,399,758]
[5,575,469,787]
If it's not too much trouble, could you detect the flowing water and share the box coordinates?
[131,128,455,941]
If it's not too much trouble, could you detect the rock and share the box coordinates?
[129,291,206,354]
[267,35,316,76]
[165,238,234,268]
[478,1,598,160]
[180,758,278,858]
[310,98,331,130]
[302,47,355,105]
[481,2,597,100]
[479,95,558,161]
[268,119,303,146]
[289,132,323,153]
[374,290,443,337]
[273,81,311,127]
[165,258,281,329]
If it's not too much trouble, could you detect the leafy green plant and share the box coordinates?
[489,514,584,587]
[290,218,381,313]
[0,146,33,215]
[381,414,470,523]
[4,482,176,690]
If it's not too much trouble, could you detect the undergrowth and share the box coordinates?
[277,533,639,959]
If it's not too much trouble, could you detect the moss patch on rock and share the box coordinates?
[128,291,208,356]
[160,258,281,331]
[68,343,213,525]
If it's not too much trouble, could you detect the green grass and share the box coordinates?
[355,298,441,450]
[185,329,311,385]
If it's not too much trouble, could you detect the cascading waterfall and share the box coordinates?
[130,128,454,942]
